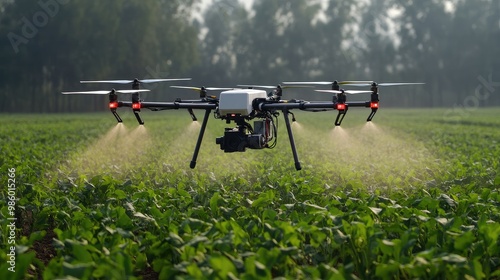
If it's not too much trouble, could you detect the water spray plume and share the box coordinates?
[292,121,303,132]
[128,125,149,143]
[99,123,125,143]
[62,123,157,177]
[158,121,206,166]
[188,121,201,132]
[330,126,350,143]
[362,122,381,133]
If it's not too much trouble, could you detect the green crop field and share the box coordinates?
[1,108,499,279]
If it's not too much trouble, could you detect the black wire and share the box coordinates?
[267,113,278,149]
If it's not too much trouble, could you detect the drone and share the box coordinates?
[63,78,423,170]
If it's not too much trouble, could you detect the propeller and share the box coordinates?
[315,89,373,95]
[62,89,151,95]
[80,78,191,84]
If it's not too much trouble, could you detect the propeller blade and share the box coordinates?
[341,84,371,87]
[344,90,374,94]
[171,86,233,92]
[80,80,133,84]
[345,82,425,87]
[115,89,150,94]
[237,84,277,89]
[283,81,334,85]
[62,89,150,95]
[170,86,202,91]
[81,78,191,84]
[62,90,111,95]
[282,85,313,89]
[315,90,339,94]
[338,81,373,85]
[315,90,373,94]
[140,78,191,83]
[205,87,234,91]
[378,82,425,86]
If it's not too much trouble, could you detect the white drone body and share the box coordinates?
[218,89,267,116]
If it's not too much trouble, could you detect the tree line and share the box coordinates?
[1,0,499,112]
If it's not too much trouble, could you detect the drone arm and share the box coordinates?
[118,101,217,110]
[141,102,218,110]
[258,100,372,111]
[259,101,332,111]
[345,101,371,107]
[258,100,374,127]
[346,101,378,121]
[113,101,216,125]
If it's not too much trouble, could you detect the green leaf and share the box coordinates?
[375,261,400,279]
[454,230,474,251]
[71,244,93,262]
[303,202,327,212]
[471,257,486,280]
[210,192,221,214]
[186,262,204,278]
[494,175,500,187]
[116,208,133,228]
[439,194,457,208]
[369,207,383,215]
[210,254,237,278]
[252,191,275,208]
[63,262,95,279]
[114,189,127,199]
[441,254,467,263]
[379,239,395,255]
[134,212,156,222]
[436,217,449,226]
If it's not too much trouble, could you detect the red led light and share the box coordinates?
[132,103,141,110]
[230,113,236,117]
[336,103,346,111]
[370,102,379,109]
[109,102,118,109]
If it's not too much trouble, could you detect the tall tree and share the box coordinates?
[194,1,248,86]
[392,0,452,106]
[314,0,360,81]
